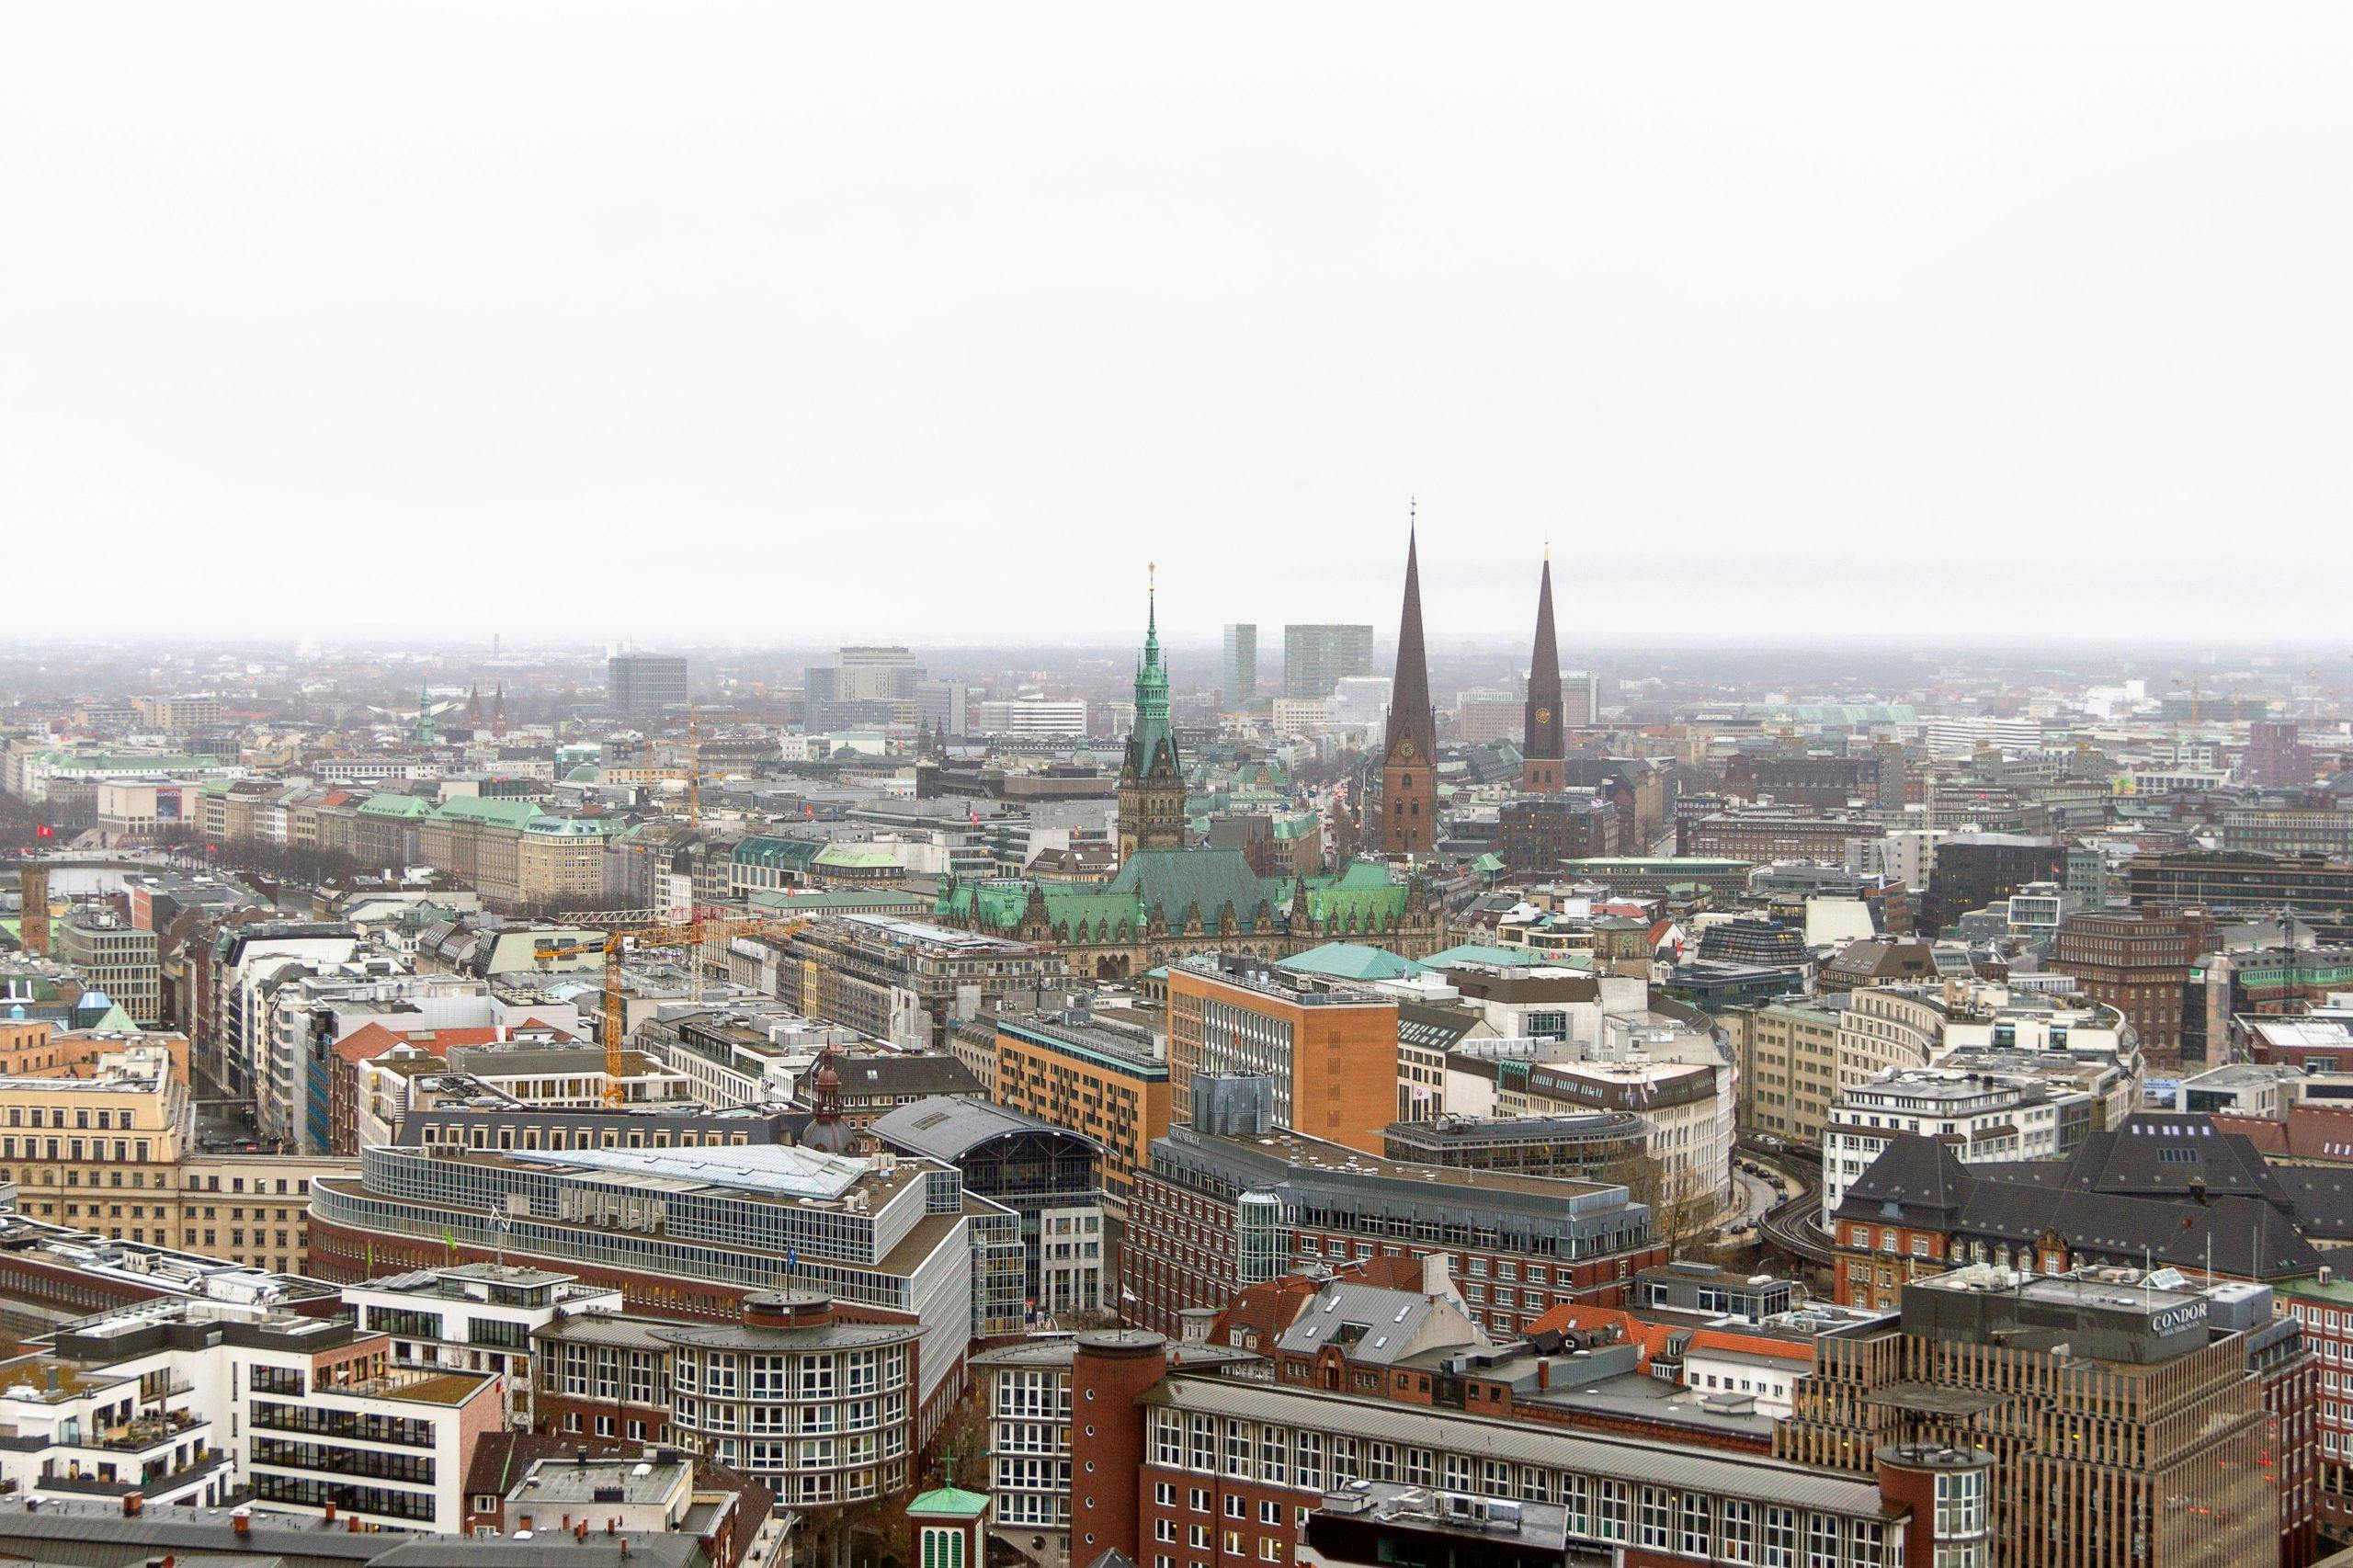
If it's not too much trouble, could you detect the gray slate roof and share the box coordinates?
[870,1096,1101,1162]
[1276,1284,1448,1366]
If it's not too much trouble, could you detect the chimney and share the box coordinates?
[232,1509,252,1537]
[122,1494,143,1517]
[324,1503,336,1525]
[1536,1359,1552,1392]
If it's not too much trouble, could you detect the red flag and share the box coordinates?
[33,825,52,838]
[805,803,814,821]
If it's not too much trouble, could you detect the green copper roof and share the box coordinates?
[50,753,222,772]
[1295,881,1409,931]
[524,814,620,836]
[432,796,544,828]
[1472,852,1505,873]
[358,794,433,818]
[734,836,824,868]
[1278,942,1422,981]
[750,889,927,913]
[936,881,1042,931]
[813,844,903,869]
[1422,942,1569,970]
[1039,888,1150,934]
[1106,847,1278,929]
[1125,574,1177,778]
[907,1486,990,1518]
[1300,858,1397,893]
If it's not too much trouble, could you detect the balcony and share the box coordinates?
[39,1445,228,1497]
[90,1408,210,1453]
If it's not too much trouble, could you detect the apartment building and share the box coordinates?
[5,1294,501,1529]
[341,1260,624,1430]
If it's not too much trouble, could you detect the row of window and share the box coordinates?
[1143,1411,1892,1564]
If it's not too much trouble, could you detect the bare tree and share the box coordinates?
[1609,1150,1725,1260]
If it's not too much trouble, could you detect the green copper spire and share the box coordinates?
[1128,563,1174,777]
[1142,561,1161,665]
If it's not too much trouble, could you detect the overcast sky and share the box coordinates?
[4,4,2347,649]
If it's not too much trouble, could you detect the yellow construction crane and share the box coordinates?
[599,913,810,1102]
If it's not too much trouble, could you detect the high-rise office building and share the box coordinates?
[806,646,924,728]
[1219,623,1256,707]
[833,645,922,701]
[915,678,968,736]
[1563,667,1601,725]
[607,653,688,711]
[1281,622,1374,699]
[1780,1266,2299,1568]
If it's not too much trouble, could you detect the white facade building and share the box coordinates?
[972,698,1087,738]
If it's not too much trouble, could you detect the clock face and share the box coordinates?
[1535,707,1552,726]
[1397,740,1416,760]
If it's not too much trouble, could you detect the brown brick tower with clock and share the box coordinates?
[1380,520,1438,855]
[1522,547,1564,792]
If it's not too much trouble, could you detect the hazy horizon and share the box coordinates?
[6,4,2347,644]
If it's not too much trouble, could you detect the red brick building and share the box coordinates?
[2049,909,2204,1063]
[1120,1121,1665,1342]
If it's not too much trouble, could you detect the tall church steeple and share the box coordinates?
[1118,564,1186,863]
[1380,511,1438,855]
[1522,546,1564,791]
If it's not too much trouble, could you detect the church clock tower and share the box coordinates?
[1117,565,1187,862]
[1522,547,1564,791]
[1380,520,1438,855]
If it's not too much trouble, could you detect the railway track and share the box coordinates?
[1757,1174,1836,1266]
